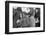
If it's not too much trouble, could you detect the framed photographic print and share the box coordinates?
[5,1,45,34]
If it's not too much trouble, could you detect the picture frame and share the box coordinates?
[5,1,45,34]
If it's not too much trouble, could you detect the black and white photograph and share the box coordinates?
[5,1,45,34]
[13,7,40,28]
